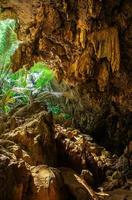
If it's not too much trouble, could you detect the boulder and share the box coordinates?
[2,111,57,166]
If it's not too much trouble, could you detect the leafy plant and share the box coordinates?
[0,89,15,112]
[0,18,21,112]
[12,62,54,103]
[0,62,54,113]
[0,18,20,86]
[0,19,72,122]
[47,103,62,114]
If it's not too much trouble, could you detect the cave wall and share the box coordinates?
[0,0,132,153]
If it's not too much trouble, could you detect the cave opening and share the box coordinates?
[0,0,132,199]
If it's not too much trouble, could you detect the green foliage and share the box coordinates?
[0,62,54,113]
[0,19,19,66]
[0,19,72,122]
[47,103,62,114]
[47,102,72,122]
[0,19,20,82]
[64,113,72,120]
[30,62,54,89]
[0,89,15,112]
[0,18,20,112]
[0,22,54,113]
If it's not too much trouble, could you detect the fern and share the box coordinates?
[0,18,20,112]
[0,19,19,65]
[0,19,20,82]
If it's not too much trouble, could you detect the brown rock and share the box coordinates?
[60,167,99,200]
[55,124,111,181]
[2,111,57,166]
[27,165,64,200]
[0,0,131,151]
[0,152,30,200]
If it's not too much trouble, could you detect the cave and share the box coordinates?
[0,0,132,200]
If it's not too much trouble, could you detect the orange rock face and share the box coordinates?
[0,0,131,178]
[0,104,101,200]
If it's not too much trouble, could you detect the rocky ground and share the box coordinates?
[0,102,131,200]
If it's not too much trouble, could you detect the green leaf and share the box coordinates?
[0,19,20,68]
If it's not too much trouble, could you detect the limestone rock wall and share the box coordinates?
[0,0,132,152]
[0,103,103,200]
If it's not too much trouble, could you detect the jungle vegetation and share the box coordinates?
[0,18,71,121]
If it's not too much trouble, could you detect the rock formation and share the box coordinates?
[0,0,131,152]
[0,1,132,199]
[0,103,103,200]
[0,103,131,199]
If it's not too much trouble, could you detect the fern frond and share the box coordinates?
[0,19,20,70]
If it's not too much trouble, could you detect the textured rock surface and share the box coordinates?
[1,105,57,166]
[0,148,30,200]
[26,165,64,200]
[106,189,132,200]
[0,104,102,200]
[27,166,98,200]
[0,0,131,152]
[0,0,131,82]
[55,124,116,184]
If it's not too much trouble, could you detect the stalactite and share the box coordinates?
[97,61,109,92]
[88,27,120,73]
